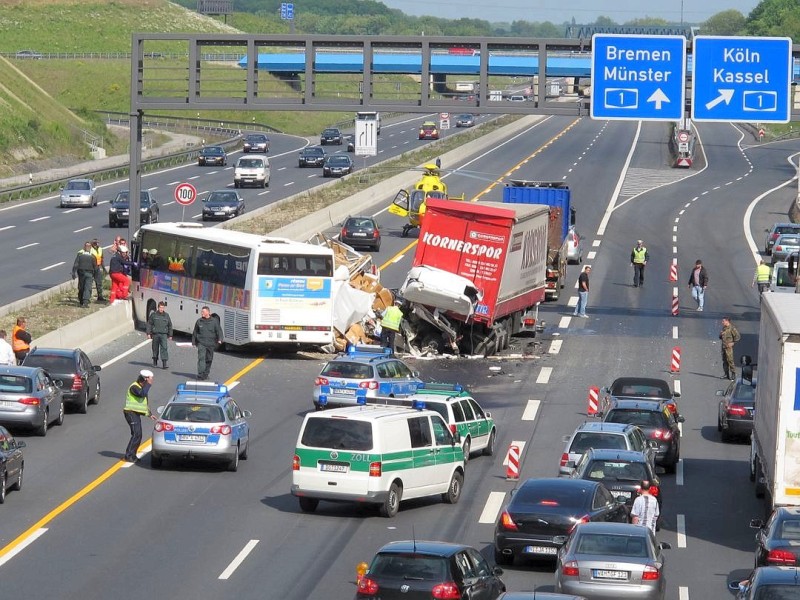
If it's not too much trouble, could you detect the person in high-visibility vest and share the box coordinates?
[752,259,772,295]
[89,239,107,302]
[123,370,156,463]
[168,253,186,273]
[630,240,649,287]
[11,317,32,365]
[380,302,404,351]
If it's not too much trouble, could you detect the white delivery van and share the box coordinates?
[233,154,270,188]
[291,405,465,517]
[356,111,381,135]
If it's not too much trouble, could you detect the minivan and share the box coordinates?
[233,155,270,188]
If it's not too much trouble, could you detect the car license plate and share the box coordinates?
[120,211,129,216]
[178,434,206,443]
[593,570,628,580]
[613,490,632,499]
[332,388,356,396]
[0,400,15,408]
[320,463,348,473]
[524,546,558,555]
[214,212,225,216]
[352,232,367,237]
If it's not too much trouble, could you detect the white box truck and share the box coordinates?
[751,293,800,511]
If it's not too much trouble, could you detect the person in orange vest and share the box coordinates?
[11,317,32,365]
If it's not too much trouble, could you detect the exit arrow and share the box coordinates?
[647,88,670,110]
[705,89,735,110]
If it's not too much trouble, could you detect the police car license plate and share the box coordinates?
[320,463,348,473]
[178,434,205,443]
[332,388,356,396]
[593,570,628,580]
[524,546,557,555]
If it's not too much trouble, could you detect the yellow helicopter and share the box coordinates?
[388,163,466,237]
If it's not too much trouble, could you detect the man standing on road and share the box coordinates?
[630,479,660,534]
[72,241,97,308]
[752,259,772,295]
[89,239,107,302]
[0,330,15,366]
[719,317,741,381]
[380,301,404,351]
[573,266,591,318]
[688,259,709,311]
[192,306,223,381]
[11,317,31,365]
[123,369,156,463]
[631,240,649,287]
[147,302,173,370]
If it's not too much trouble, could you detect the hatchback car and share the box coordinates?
[313,345,422,409]
[242,133,270,153]
[201,190,245,221]
[197,145,227,166]
[151,381,251,471]
[108,190,159,228]
[340,216,381,251]
[494,478,628,565]
[455,114,475,127]
[717,377,756,442]
[355,540,506,599]
[298,146,327,168]
[750,507,800,567]
[323,154,354,178]
[772,234,800,265]
[0,366,64,436]
[59,179,97,208]
[320,127,343,145]
[419,121,439,140]
[23,347,101,414]
[0,425,25,504]
[765,223,800,255]
[554,522,670,600]
[729,566,800,599]
[560,421,654,476]
[602,399,683,473]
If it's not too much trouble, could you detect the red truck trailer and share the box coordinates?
[399,198,549,356]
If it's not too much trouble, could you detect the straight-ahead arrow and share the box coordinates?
[647,88,670,110]
[705,89,734,110]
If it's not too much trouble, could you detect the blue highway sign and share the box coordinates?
[591,34,686,121]
[692,36,792,123]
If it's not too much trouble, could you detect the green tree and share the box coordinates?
[701,9,747,35]
[745,0,800,38]
[624,17,670,26]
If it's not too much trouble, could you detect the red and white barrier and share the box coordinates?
[587,386,599,416]
[506,445,520,480]
[669,261,678,282]
[671,294,679,316]
[670,346,681,373]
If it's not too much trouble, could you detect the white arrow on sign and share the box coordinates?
[647,88,670,110]
[705,89,734,111]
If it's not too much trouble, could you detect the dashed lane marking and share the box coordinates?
[548,340,563,354]
[40,262,65,271]
[0,528,47,568]
[559,316,572,328]
[676,458,684,486]
[479,492,506,524]
[677,514,687,548]
[567,297,578,307]
[536,367,552,384]
[218,539,260,580]
[587,251,596,259]
[522,400,540,421]
[592,240,601,247]
[673,326,678,339]
[17,243,39,250]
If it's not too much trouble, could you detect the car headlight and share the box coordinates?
[140,207,149,212]
[109,207,117,213]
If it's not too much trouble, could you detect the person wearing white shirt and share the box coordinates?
[0,330,15,365]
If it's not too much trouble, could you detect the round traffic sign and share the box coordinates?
[174,182,197,206]
[677,131,690,143]
[440,112,450,119]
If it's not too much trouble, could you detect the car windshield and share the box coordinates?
[203,147,223,155]
[605,409,664,428]
[346,218,374,228]
[246,135,266,143]
[300,417,373,450]
[576,533,649,558]
[753,585,800,600]
[112,192,150,205]
[23,355,74,373]
[368,554,448,580]
[238,159,264,168]
[585,460,647,482]
[777,236,800,246]
[328,157,349,165]
[323,129,338,135]
[206,192,238,203]
[0,375,33,394]
[162,403,225,423]
[570,432,628,453]
[66,181,91,191]
[304,148,324,156]
[776,225,800,235]
[320,361,373,379]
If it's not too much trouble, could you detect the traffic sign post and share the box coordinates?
[439,112,450,131]
[692,36,792,123]
[591,34,686,121]
[174,182,197,222]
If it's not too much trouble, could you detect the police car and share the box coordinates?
[151,381,251,471]
[313,345,422,410]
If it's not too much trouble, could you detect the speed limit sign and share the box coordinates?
[174,182,197,206]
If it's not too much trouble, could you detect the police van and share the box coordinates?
[291,404,465,517]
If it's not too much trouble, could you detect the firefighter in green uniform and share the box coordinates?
[719,317,741,381]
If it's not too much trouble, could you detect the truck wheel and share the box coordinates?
[380,482,402,517]
[754,460,766,498]
[420,333,443,355]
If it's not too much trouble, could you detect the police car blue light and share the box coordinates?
[357,396,367,405]
[318,395,328,406]
[412,400,427,410]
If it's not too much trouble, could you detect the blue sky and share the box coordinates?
[379,0,760,24]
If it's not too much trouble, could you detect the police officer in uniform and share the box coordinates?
[146,301,173,369]
[192,306,223,380]
[123,370,156,463]
[752,259,771,295]
[719,317,741,381]
[89,239,106,302]
[72,241,98,307]
[630,240,649,287]
[380,301,404,351]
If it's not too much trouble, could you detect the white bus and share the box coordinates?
[131,223,335,347]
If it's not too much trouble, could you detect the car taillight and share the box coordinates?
[292,455,300,471]
[569,514,590,532]
[19,397,40,406]
[776,245,783,252]
[767,549,797,565]
[369,461,382,477]
[356,576,379,595]
[341,228,347,238]
[499,510,518,531]
[72,374,82,391]
[561,560,579,577]
[373,230,379,238]
[359,381,379,390]
[315,377,328,386]
[211,425,231,435]
[560,452,569,467]
[728,405,748,416]
[523,317,536,327]
[772,233,781,241]
[431,582,461,599]
[154,421,174,432]
[642,565,661,580]
[572,237,578,248]
[650,429,672,440]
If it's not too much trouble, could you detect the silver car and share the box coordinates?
[0,366,64,436]
[566,227,583,264]
[772,234,800,264]
[555,522,670,600]
[59,178,97,208]
[560,421,654,476]
[151,381,251,471]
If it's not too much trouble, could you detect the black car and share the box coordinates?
[320,127,343,145]
[344,134,355,152]
[23,347,101,414]
[751,507,800,567]
[201,190,245,221]
[322,155,354,178]
[355,540,506,599]
[340,216,381,251]
[602,398,683,474]
[108,190,159,228]
[198,146,227,166]
[0,425,25,504]
[729,566,800,598]
[243,133,270,153]
[718,377,756,442]
[493,478,628,566]
[298,146,327,167]
[602,376,681,417]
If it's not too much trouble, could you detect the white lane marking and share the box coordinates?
[40,262,65,271]
[673,286,679,296]
[17,243,39,250]
[0,528,48,568]
[673,226,677,232]
[479,492,507,524]
[120,440,153,467]
[676,458,684,486]
[188,175,200,180]
[277,167,287,171]
[672,326,678,339]
[673,246,677,254]
[163,201,175,206]
[99,339,150,370]
[74,227,92,233]
[679,587,689,600]
[672,236,677,243]
[597,121,642,236]
[559,316,572,328]
[522,399,540,421]
[548,340,563,354]
[592,240,600,247]
[587,251,596,259]
[30,216,50,222]
[391,254,405,263]
[684,202,691,208]
[502,441,526,466]
[679,209,685,215]
[307,174,317,179]
[218,539,260,580]
[258,190,270,196]
[536,367,552,384]
[672,257,678,266]
[0,225,15,232]
[63,208,82,214]
[674,217,680,223]
[567,297,578,307]
[168,180,181,185]
[227,381,240,390]
[677,514,687,548]
[674,379,681,396]
[283,182,295,187]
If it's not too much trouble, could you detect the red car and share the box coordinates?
[419,121,439,140]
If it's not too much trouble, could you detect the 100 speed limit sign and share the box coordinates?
[174,182,197,206]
